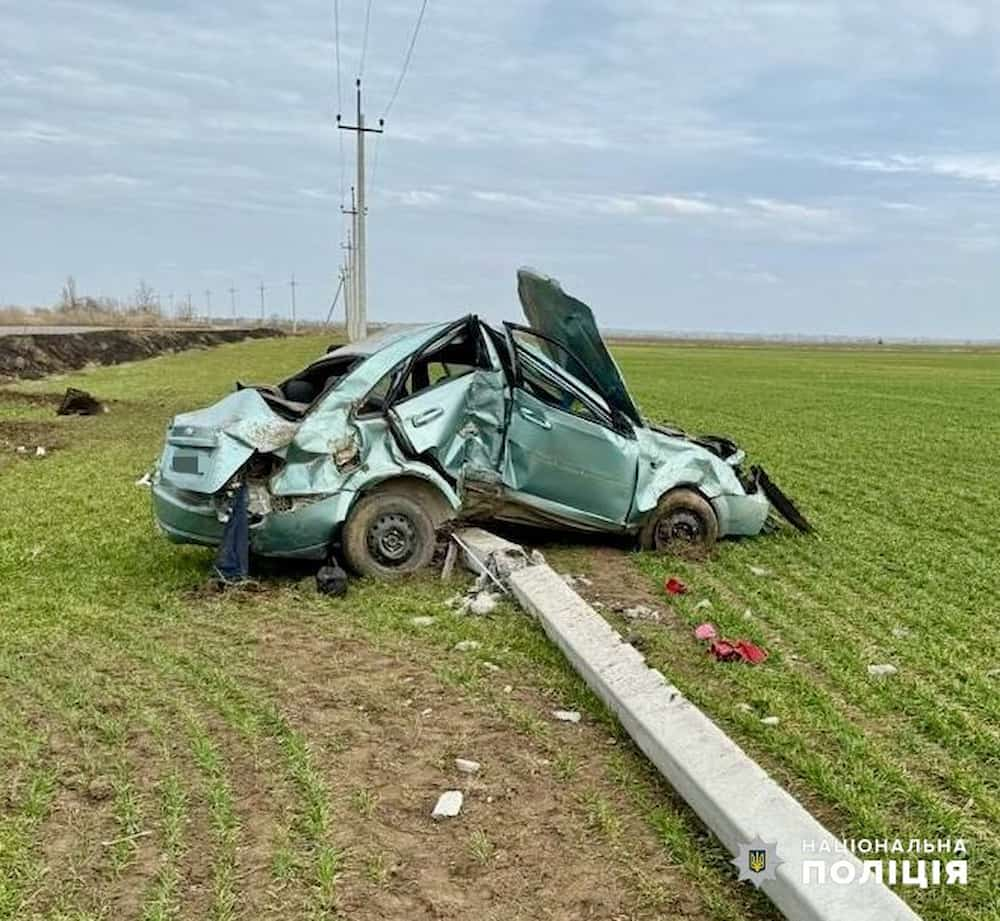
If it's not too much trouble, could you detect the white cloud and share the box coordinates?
[837,153,1000,185]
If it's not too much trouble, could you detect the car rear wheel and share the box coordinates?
[342,491,438,578]
[640,488,719,554]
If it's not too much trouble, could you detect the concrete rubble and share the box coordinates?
[432,790,464,819]
[552,709,582,723]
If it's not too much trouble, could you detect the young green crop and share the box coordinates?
[1,335,996,920]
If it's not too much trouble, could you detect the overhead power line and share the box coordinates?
[382,0,429,119]
[334,0,346,204]
[359,0,375,78]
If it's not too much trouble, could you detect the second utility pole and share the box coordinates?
[338,78,382,342]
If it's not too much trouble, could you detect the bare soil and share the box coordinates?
[0,327,284,381]
[28,612,713,920]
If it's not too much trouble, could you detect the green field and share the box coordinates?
[1,336,997,920]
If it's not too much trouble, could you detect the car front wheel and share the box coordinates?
[639,488,719,554]
[342,491,438,578]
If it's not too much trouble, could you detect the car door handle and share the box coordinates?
[518,406,551,429]
[409,407,444,427]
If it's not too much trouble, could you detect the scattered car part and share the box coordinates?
[709,639,769,665]
[694,622,718,641]
[753,466,812,533]
[665,577,689,595]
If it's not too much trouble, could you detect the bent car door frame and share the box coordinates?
[500,323,639,527]
[385,317,506,482]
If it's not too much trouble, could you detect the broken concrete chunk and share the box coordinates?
[453,640,481,652]
[410,616,435,627]
[35,446,47,457]
[432,790,464,819]
[15,446,28,454]
[529,549,547,566]
[454,758,481,775]
[467,592,499,616]
[440,540,459,580]
[867,663,898,678]
[481,661,501,672]
[749,565,771,577]
[760,716,780,726]
[552,709,582,723]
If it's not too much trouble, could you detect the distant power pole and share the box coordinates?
[258,281,266,321]
[186,292,193,320]
[341,190,358,339]
[324,271,346,328]
[289,274,298,333]
[229,284,238,323]
[204,289,212,325]
[338,78,383,342]
[167,291,175,317]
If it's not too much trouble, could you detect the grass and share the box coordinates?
[0,333,996,920]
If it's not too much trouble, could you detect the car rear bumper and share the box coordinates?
[153,476,354,560]
[152,480,225,546]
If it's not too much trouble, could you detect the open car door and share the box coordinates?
[501,324,638,527]
[516,268,642,426]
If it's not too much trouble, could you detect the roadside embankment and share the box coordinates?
[0,327,284,381]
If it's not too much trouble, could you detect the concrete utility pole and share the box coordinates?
[289,274,298,333]
[341,189,358,340]
[258,281,266,321]
[204,289,212,325]
[324,271,346,328]
[338,78,383,342]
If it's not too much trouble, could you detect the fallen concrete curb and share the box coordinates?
[456,529,922,921]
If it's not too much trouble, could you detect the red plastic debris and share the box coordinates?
[694,622,717,641]
[708,638,768,665]
[665,577,688,595]
[734,640,768,665]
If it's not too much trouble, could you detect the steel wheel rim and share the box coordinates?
[655,509,704,548]
[367,512,418,566]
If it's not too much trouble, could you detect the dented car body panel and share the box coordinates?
[152,270,803,560]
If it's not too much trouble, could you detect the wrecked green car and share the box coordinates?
[152,270,808,576]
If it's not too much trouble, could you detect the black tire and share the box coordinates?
[639,488,719,554]
[342,491,438,578]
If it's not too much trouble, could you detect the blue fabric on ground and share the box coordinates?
[214,482,249,581]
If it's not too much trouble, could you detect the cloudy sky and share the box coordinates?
[3,1,1000,338]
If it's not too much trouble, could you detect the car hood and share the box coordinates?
[516,268,643,425]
